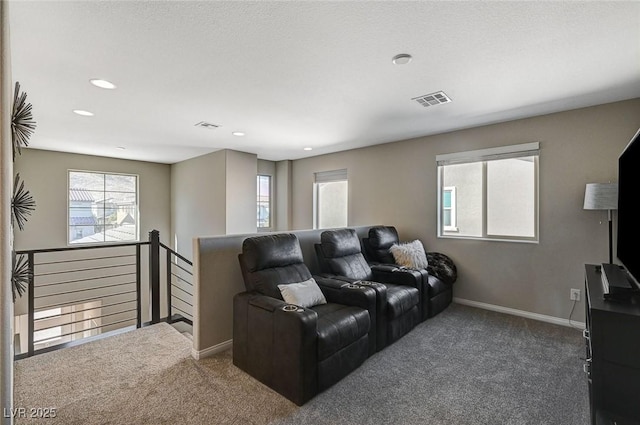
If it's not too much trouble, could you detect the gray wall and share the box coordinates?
[275,160,292,231]
[13,149,171,251]
[171,149,226,258]
[12,149,172,321]
[1,1,14,420]
[290,99,640,322]
[171,149,258,260]
[225,150,258,235]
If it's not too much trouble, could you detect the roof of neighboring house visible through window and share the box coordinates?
[69,216,97,226]
[69,189,95,202]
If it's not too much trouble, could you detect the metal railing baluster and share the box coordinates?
[27,252,34,357]
[149,230,160,324]
[136,244,141,328]
[166,249,172,324]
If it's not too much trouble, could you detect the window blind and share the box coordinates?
[314,169,348,183]
[436,142,539,166]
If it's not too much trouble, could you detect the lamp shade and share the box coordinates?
[583,183,618,210]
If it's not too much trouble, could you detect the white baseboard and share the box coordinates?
[192,339,232,360]
[453,297,585,329]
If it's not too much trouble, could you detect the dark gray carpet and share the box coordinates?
[273,304,589,425]
[14,304,589,425]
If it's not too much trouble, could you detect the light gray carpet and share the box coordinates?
[14,304,589,424]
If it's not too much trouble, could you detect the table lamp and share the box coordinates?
[584,183,618,264]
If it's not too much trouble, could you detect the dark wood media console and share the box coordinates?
[585,264,640,425]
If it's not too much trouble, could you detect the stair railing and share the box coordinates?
[14,230,191,359]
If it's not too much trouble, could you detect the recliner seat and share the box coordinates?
[315,228,420,350]
[363,225,457,318]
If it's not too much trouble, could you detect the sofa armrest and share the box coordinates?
[233,291,318,405]
[272,301,319,405]
[315,273,359,284]
[315,276,375,309]
[369,263,401,273]
[247,293,288,312]
[370,266,422,289]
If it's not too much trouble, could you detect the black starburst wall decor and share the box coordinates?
[11,82,36,161]
[12,173,36,231]
[11,251,30,302]
[10,81,37,301]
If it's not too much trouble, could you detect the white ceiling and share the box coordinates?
[8,1,640,164]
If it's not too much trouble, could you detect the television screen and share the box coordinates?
[617,127,640,286]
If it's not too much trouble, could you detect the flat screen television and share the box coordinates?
[617,127,640,287]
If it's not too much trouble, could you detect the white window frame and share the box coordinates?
[436,142,539,243]
[442,186,458,232]
[313,169,348,230]
[68,170,140,245]
[257,174,272,230]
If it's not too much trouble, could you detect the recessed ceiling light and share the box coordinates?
[73,109,94,116]
[90,79,117,89]
[392,53,412,65]
[303,147,313,151]
[232,132,245,137]
[116,146,126,150]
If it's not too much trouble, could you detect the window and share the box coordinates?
[257,175,271,229]
[437,142,539,242]
[314,169,348,229]
[68,171,138,244]
[442,186,457,231]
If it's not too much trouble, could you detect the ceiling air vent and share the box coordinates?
[194,121,220,129]
[412,91,451,107]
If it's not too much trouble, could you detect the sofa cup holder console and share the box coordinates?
[282,304,303,312]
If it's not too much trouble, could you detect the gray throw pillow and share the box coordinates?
[389,239,429,269]
[278,277,327,308]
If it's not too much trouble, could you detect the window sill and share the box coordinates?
[437,235,539,244]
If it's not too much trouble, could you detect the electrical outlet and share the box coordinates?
[570,289,581,301]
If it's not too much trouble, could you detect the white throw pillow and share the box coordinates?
[278,277,327,308]
[389,240,429,269]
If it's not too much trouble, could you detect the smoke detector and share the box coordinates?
[412,91,451,107]
[194,121,220,129]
